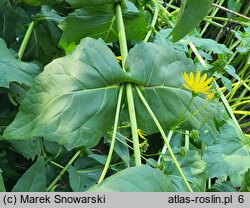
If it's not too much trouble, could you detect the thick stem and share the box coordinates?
[144,0,159,42]
[135,86,193,192]
[46,150,81,192]
[126,84,142,166]
[98,86,124,183]
[115,4,128,69]
[18,21,34,60]
[115,4,141,166]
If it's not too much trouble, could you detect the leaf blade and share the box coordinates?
[203,122,250,178]
[125,42,218,133]
[3,38,126,150]
[0,38,40,88]
[59,2,148,52]
[12,157,46,192]
[172,0,213,42]
[87,165,174,192]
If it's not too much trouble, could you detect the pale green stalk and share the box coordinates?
[184,130,189,151]
[46,150,81,192]
[135,86,193,192]
[157,130,173,164]
[200,0,225,36]
[115,4,141,166]
[144,0,159,42]
[18,21,34,60]
[98,86,124,183]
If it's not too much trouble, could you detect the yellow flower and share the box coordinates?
[137,129,147,140]
[116,56,122,63]
[206,93,215,101]
[182,71,213,96]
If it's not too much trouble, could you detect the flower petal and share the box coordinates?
[195,71,201,87]
[199,73,207,86]
[190,72,195,86]
[203,77,213,87]
[183,83,193,91]
[182,72,192,87]
[200,85,212,91]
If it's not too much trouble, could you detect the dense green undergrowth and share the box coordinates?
[0,0,249,192]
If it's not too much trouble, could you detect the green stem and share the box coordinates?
[175,95,194,127]
[189,42,207,69]
[46,150,81,192]
[115,3,141,166]
[206,16,249,27]
[184,130,189,151]
[115,132,156,167]
[18,21,34,60]
[201,142,207,191]
[213,81,242,132]
[228,39,241,51]
[50,161,64,169]
[126,84,141,166]
[98,86,124,183]
[144,0,159,42]
[157,130,173,164]
[158,4,175,28]
[115,4,128,69]
[208,178,212,189]
[200,0,225,36]
[135,86,193,192]
[203,18,237,34]
[212,2,250,21]
[239,53,250,78]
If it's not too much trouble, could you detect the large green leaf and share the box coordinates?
[164,150,206,192]
[3,38,126,150]
[125,42,218,133]
[12,157,46,192]
[172,0,213,42]
[59,1,148,52]
[66,0,115,8]
[88,165,174,192]
[0,38,40,88]
[0,170,6,192]
[203,123,250,178]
